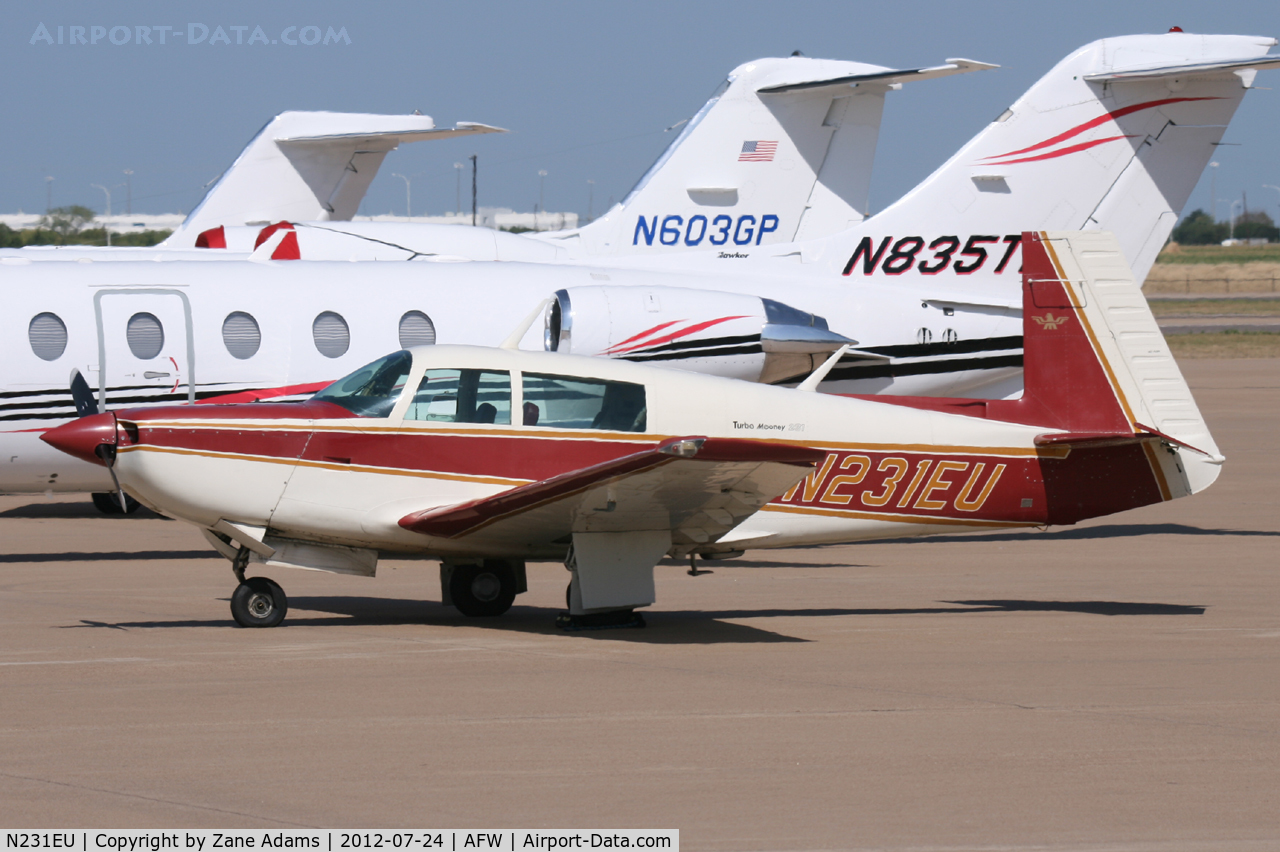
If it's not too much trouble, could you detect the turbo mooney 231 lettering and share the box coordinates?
[41,232,1223,630]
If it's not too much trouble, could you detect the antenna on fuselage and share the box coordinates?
[499,298,554,350]
[796,345,851,392]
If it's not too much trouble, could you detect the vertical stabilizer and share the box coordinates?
[1032,230,1222,493]
[817,33,1276,288]
[558,56,992,255]
[165,112,504,246]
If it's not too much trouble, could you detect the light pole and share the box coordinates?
[1264,185,1280,221]
[1229,199,1243,241]
[123,169,133,215]
[45,176,53,213]
[391,173,411,219]
[470,155,477,227]
[1209,161,1219,222]
[537,170,547,230]
[587,179,595,223]
[454,163,463,215]
[91,184,112,246]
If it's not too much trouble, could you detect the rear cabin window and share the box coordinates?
[312,350,413,417]
[521,373,646,432]
[406,369,512,424]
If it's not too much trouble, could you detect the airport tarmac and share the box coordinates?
[2,359,1279,851]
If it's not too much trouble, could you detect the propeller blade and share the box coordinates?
[69,369,99,418]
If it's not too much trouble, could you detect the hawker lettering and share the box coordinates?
[954,462,1006,511]
[914,460,969,510]
[818,454,871,505]
[895,459,933,508]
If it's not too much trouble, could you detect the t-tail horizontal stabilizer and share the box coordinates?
[562,54,994,254]
[166,111,506,245]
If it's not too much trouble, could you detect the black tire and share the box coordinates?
[450,561,516,617]
[91,492,140,515]
[231,577,288,627]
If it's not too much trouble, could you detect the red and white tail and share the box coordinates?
[1015,230,1222,496]
[819,33,1278,288]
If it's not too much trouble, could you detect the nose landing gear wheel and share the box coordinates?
[231,577,288,627]
[450,562,516,617]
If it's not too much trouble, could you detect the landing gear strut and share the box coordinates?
[229,546,288,627]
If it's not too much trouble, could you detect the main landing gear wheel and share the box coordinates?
[91,492,141,515]
[451,562,516,617]
[231,577,288,628]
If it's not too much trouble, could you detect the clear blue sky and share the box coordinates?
[5,0,1278,223]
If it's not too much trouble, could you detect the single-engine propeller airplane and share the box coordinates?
[42,231,1223,629]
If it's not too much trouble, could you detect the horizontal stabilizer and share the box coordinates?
[758,58,997,94]
[399,436,824,548]
[1085,54,1280,81]
[277,121,506,143]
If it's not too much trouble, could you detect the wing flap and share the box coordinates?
[398,437,824,547]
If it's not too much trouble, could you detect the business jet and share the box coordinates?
[41,231,1222,629]
[2,32,1273,507]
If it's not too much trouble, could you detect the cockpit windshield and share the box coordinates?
[312,350,413,417]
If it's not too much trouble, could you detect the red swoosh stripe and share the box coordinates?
[606,316,751,356]
[982,134,1136,166]
[601,320,682,355]
[980,96,1220,162]
[196,381,332,405]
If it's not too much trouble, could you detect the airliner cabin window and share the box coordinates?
[126,312,164,360]
[405,369,511,424]
[398,311,437,348]
[222,311,262,360]
[312,311,350,358]
[28,312,68,361]
[312,350,413,417]
[521,373,646,432]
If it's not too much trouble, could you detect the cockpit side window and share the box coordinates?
[522,373,646,432]
[312,350,413,418]
[405,369,512,424]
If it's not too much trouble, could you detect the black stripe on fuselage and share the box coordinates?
[821,353,1024,383]
[859,335,1023,359]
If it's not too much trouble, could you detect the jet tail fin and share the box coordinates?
[559,55,992,255]
[816,33,1276,287]
[165,111,504,246]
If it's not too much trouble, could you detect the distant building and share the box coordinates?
[0,209,578,234]
[354,208,578,231]
[0,213,184,233]
[1220,238,1271,247]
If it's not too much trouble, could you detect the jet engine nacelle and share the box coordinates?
[544,285,854,384]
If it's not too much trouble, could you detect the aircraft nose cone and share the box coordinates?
[41,413,118,466]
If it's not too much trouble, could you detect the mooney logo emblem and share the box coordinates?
[1033,313,1070,330]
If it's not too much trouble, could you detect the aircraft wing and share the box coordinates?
[399,436,825,548]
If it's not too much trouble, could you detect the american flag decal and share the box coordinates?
[738,140,778,162]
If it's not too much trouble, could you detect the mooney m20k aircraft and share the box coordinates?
[42,232,1223,629]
